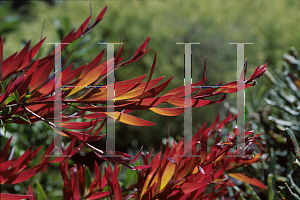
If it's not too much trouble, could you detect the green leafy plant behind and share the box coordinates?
[255,47,300,200]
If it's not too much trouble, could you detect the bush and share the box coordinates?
[0,5,268,200]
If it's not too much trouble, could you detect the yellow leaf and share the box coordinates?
[160,161,175,191]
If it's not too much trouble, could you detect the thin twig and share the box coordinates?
[0,60,3,84]
[22,105,56,128]
[37,16,47,59]
[0,100,71,110]
[89,1,92,25]
[119,33,122,51]
[0,36,3,83]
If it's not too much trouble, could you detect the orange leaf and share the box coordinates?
[149,107,185,116]
[67,58,114,97]
[107,111,155,126]
[228,173,267,189]
[114,77,164,100]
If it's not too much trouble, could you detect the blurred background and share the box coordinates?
[1,0,299,198]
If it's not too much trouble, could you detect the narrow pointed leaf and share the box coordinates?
[107,111,155,126]
[228,173,267,189]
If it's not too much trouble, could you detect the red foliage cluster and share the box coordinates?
[0,5,268,199]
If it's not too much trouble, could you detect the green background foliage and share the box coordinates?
[1,1,299,198]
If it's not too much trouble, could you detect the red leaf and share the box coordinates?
[54,128,105,142]
[2,165,46,184]
[86,191,110,200]
[95,5,107,22]
[1,160,16,171]
[200,128,208,164]
[0,35,3,63]
[79,48,105,79]
[211,113,220,132]
[75,15,92,38]
[18,37,46,72]
[83,112,107,119]
[67,57,114,97]
[127,95,173,110]
[60,120,102,130]
[62,63,87,86]
[30,79,54,99]
[114,44,124,65]
[0,74,25,104]
[132,165,152,170]
[30,60,53,92]
[142,51,157,94]
[130,145,143,164]
[0,193,33,200]
[2,52,17,73]
[180,182,208,194]
[0,136,13,162]
[138,76,173,99]
[164,79,206,99]
[17,59,39,98]
[11,146,42,173]
[3,41,30,79]
[60,29,76,48]
[75,102,136,112]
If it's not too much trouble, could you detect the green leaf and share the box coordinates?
[279,183,300,200]
[294,159,300,167]
[134,159,140,167]
[227,187,234,196]
[36,181,46,200]
[232,186,247,200]
[22,85,31,103]
[19,115,31,125]
[118,164,122,178]
[267,173,276,200]
[124,168,132,187]
[278,188,287,199]
[132,160,140,183]
[5,95,15,105]
[4,91,20,105]
[244,183,262,200]
[12,91,19,103]
[85,167,92,191]
[0,81,5,95]
[288,170,300,196]
[20,108,31,125]
[0,119,6,136]
[23,95,31,103]
[268,148,276,174]
[0,106,11,116]
[285,128,300,159]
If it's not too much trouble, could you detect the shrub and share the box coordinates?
[256,47,300,199]
[0,5,268,199]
